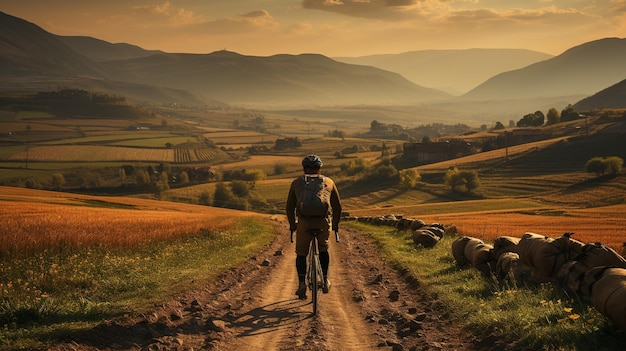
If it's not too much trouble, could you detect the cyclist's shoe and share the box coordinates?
[323,279,331,293]
[295,282,307,299]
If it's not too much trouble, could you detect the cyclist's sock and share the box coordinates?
[319,251,329,278]
[296,255,307,283]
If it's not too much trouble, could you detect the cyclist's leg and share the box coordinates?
[295,220,313,298]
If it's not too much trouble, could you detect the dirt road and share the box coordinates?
[52,222,480,351]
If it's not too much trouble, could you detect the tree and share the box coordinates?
[546,108,560,125]
[560,105,580,122]
[213,182,234,208]
[444,167,480,193]
[399,169,421,189]
[444,167,464,191]
[586,156,624,176]
[371,120,384,131]
[241,169,265,189]
[585,157,608,175]
[493,121,505,130]
[230,180,250,197]
[198,190,211,205]
[178,171,190,184]
[517,112,544,127]
[460,169,481,192]
[274,164,287,175]
[605,156,624,175]
[50,173,65,190]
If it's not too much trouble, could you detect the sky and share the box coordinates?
[1,0,625,57]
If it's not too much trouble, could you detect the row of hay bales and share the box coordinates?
[452,232,626,331]
[342,214,457,248]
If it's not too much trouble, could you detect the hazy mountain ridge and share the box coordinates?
[464,38,626,101]
[57,35,163,62]
[334,49,554,95]
[99,50,451,107]
[0,12,105,78]
[573,78,626,110]
[0,11,450,108]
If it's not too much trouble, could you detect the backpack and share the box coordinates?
[298,175,330,217]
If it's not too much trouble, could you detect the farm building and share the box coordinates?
[402,139,475,163]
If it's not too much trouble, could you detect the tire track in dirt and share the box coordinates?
[222,226,381,351]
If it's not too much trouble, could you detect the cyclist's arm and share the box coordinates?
[286,181,298,231]
[329,181,342,231]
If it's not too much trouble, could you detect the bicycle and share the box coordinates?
[291,228,339,315]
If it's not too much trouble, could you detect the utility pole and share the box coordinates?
[504,131,509,161]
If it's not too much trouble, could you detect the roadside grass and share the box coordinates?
[347,222,626,350]
[0,216,275,351]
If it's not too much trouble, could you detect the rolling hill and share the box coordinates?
[99,50,451,107]
[0,11,450,108]
[463,38,626,100]
[0,12,105,78]
[574,78,626,110]
[57,35,163,62]
[334,49,553,95]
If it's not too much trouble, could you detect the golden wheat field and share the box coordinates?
[0,186,264,255]
[7,145,175,162]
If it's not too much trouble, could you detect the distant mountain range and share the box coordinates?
[334,49,553,95]
[0,11,449,108]
[1,10,625,111]
[464,38,626,101]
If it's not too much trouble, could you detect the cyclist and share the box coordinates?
[286,154,342,299]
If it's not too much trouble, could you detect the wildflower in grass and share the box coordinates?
[564,307,573,313]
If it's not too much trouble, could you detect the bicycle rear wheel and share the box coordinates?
[311,248,319,315]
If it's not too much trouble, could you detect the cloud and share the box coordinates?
[130,1,205,26]
[190,10,279,35]
[302,0,421,20]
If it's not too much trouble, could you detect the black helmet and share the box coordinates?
[302,154,323,169]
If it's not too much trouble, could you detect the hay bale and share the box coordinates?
[409,219,426,231]
[412,229,441,248]
[535,232,585,280]
[560,242,626,295]
[464,237,495,276]
[491,236,521,261]
[515,232,555,282]
[451,236,472,267]
[583,267,626,331]
[495,252,522,280]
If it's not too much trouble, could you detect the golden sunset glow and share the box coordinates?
[1,0,624,56]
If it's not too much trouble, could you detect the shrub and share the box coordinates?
[585,156,624,176]
[230,180,250,197]
[399,168,421,189]
[273,164,287,175]
[444,167,480,193]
